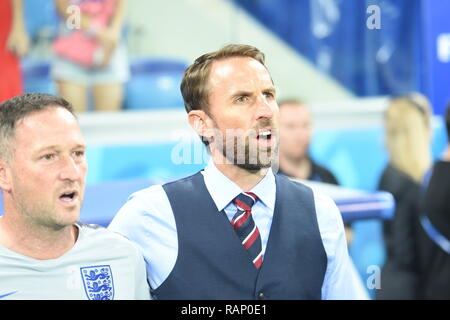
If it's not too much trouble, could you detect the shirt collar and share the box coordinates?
[201,159,276,212]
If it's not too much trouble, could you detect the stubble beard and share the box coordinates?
[13,185,81,232]
[211,120,278,173]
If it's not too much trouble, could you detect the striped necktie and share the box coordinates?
[231,192,263,269]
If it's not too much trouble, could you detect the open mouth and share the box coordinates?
[59,191,79,204]
[256,129,272,141]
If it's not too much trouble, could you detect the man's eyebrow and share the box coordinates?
[263,87,276,94]
[34,145,58,153]
[231,87,276,97]
[230,90,252,98]
[34,144,86,154]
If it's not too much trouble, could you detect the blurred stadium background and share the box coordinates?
[5,0,450,298]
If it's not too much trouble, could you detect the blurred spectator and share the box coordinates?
[377,93,433,300]
[416,102,450,299]
[277,99,354,244]
[277,98,370,298]
[278,99,339,184]
[51,0,129,112]
[0,0,29,102]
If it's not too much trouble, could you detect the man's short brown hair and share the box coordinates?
[0,93,76,161]
[180,44,267,115]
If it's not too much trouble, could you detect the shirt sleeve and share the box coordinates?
[107,185,178,291]
[314,191,370,300]
[131,243,152,300]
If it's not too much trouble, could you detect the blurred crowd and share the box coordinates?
[377,95,450,299]
[276,95,450,299]
[1,0,128,111]
[1,0,449,300]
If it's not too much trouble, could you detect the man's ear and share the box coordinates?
[188,109,214,142]
[0,159,12,192]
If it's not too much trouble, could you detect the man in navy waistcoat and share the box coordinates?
[108,44,366,300]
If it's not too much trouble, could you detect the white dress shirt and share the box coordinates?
[108,160,369,299]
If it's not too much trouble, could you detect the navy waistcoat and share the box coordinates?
[153,171,327,300]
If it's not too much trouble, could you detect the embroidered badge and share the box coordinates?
[80,265,114,300]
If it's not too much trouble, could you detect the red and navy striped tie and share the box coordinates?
[231,192,263,269]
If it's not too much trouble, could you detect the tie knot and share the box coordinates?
[233,192,258,211]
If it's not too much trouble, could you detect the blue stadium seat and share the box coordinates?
[21,59,56,95]
[24,0,60,41]
[80,178,158,226]
[124,58,187,110]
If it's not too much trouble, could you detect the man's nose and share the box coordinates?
[255,95,274,120]
[59,155,82,181]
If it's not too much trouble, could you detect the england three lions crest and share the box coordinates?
[80,265,114,300]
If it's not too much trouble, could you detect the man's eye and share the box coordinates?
[42,154,55,160]
[74,150,85,157]
[236,96,248,103]
[264,92,274,99]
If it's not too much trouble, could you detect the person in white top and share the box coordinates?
[0,93,150,300]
